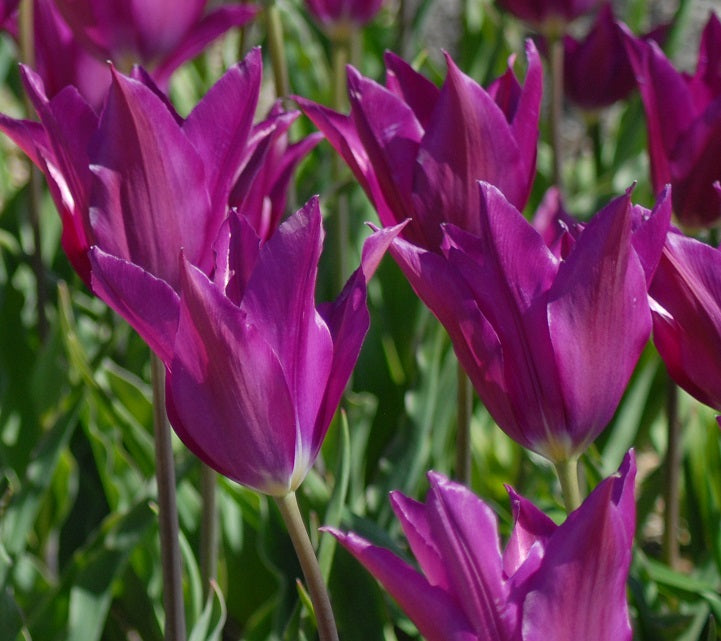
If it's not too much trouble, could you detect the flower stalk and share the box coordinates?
[275,492,339,641]
[200,464,218,598]
[150,353,186,641]
[663,378,681,568]
[265,0,289,99]
[455,362,472,485]
[555,457,582,513]
[547,33,565,191]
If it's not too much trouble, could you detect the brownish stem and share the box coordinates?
[455,362,472,485]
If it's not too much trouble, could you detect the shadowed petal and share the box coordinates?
[384,51,440,129]
[89,247,180,363]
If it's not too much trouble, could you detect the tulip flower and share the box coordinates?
[297,41,542,251]
[89,199,403,495]
[623,13,721,227]
[496,0,600,34]
[305,0,383,30]
[388,182,670,463]
[563,3,667,110]
[648,230,721,411]
[327,451,636,641]
[50,0,257,85]
[0,48,317,285]
[0,0,18,27]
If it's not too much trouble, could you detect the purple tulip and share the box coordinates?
[51,0,257,85]
[0,48,317,285]
[623,13,721,227]
[388,182,670,462]
[563,3,667,110]
[327,451,636,641]
[297,41,542,252]
[89,200,404,495]
[0,0,18,27]
[305,0,383,30]
[648,230,721,411]
[496,0,600,33]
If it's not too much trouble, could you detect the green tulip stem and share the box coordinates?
[330,30,352,290]
[265,1,290,99]
[200,463,218,599]
[456,363,473,485]
[555,457,582,513]
[663,378,681,569]
[548,34,565,192]
[275,492,340,641]
[150,353,187,641]
[19,0,48,341]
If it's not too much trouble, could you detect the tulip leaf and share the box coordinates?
[188,581,227,641]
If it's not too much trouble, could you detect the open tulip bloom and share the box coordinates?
[388,181,670,463]
[623,13,721,227]
[327,450,636,641]
[0,48,318,286]
[297,41,541,252]
[90,199,404,496]
[496,0,600,34]
[305,0,384,30]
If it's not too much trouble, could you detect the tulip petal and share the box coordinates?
[650,231,721,410]
[347,67,422,230]
[547,192,650,455]
[211,210,261,305]
[89,247,180,363]
[170,259,298,495]
[389,490,451,591]
[425,472,514,640]
[89,68,212,286]
[521,452,636,641]
[183,49,261,217]
[383,51,440,129]
[443,183,565,455]
[503,486,557,577]
[326,528,477,641]
[152,5,258,86]
[630,186,672,285]
[241,199,333,454]
[412,55,524,248]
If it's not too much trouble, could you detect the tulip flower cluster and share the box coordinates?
[0,1,719,640]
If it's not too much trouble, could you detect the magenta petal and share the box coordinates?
[212,210,261,305]
[89,68,212,286]
[170,259,298,495]
[412,55,524,248]
[183,48,261,216]
[347,66,422,227]
[650,231,721,410]
[152,5,258,86]
[521,452,636,641]
[389,491,451,591]
[326,528,477,641]
[0,113,49,169]
[547,192,650,455]
[503,487,557,577]
[89,247,179,364]
[240,199,333,446]
[383,51,440,129]
[622,27,694,192]
[425,472,514,640]
[630,186,672,285]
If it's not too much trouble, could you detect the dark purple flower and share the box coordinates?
[496,0,600,34]
[564,3,668,110]
[623,12,721,227]
[388,182,670,462]
[89,200,404,495]
[327,451,636,641]
[305,0,383,30]
[297,42,542,251]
